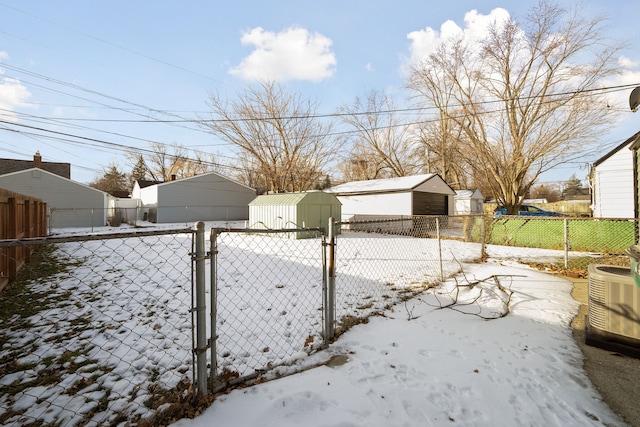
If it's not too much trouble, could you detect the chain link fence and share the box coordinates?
[334,216,484,334]
[486,216,637,275]
[0,229,195,426]
[1,214,635,425]
[209,228,327,387]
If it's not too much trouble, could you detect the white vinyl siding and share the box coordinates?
[338,193,412,218]
[592,144,634,218]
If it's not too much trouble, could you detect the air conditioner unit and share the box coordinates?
[586,264,640,356]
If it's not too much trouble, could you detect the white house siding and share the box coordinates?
[144,172,256,223]
[338,193,413,220]
[133,183,158,206]
[592,142,634,218]
[0,168,108,228]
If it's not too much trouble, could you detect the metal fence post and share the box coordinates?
[209,228,218,388]
[481,215,487,259]
[194,221,208,396]
[324,217,336,341]
[564,218,569,271]
[436,217,443,281]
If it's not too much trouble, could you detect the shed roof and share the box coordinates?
[249,191,340,206]
[327,174,455,195]
[455,189,484,199]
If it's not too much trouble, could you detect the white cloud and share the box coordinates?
[618,55,640,69]
[601,59,640,114]
[0,52,31,122]
[229,26,336,82]
[405,8,510,68]
[0,77,31,121]
[365,63,374,72]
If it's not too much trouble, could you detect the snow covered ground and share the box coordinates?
[173,259,625,427]
[0,221,625,426]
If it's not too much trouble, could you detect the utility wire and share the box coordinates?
[0,2,226,85]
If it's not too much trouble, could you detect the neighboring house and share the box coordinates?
[0,168,109,228]
[326,174,456,221]
[454,189,484,215]
[0,151,70,178]
[133,171,257,223]
[132,179,162,196]
[248,191,341,239]
[590,132,638,218]
[628,132,640,219]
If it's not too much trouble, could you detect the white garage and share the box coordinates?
[327,174,456,221]
[0,168,108,229]
[133,171,257,224]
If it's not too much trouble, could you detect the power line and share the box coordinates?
[0,2,226,85]
[6,65,638,124]
[0,118,246,175]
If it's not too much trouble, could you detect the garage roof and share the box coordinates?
[327,174,455,195]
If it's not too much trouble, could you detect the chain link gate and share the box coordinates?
[0,228,195,426]
[192,221,334,395]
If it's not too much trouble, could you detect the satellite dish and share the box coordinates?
[630,86,640,112]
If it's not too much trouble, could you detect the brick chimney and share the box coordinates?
[33,151,42,168]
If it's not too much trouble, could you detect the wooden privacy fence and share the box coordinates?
[0,188,47,291]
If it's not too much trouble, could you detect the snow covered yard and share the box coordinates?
[0,231,195,426]
[1,224,484,426]
[172,260,626,427]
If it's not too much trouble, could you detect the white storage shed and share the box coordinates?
[135,171,256,223]
[0,168,108,228]
[590,133,637,219]
[454,189,484,215]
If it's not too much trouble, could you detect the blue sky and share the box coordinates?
[1,0,640,185]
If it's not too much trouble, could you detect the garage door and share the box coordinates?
[413,191,448,215]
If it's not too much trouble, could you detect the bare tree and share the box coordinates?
[530,183,562,202]
[203,81,336,193]
[336,144,390,182]
[407,1,622,213]
[414,118,473,189]
[337,90,421,180]
[126,142,212,182]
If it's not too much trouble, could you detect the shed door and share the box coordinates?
[413,192,448,215]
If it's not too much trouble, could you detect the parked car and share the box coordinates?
[493,205,567,218]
